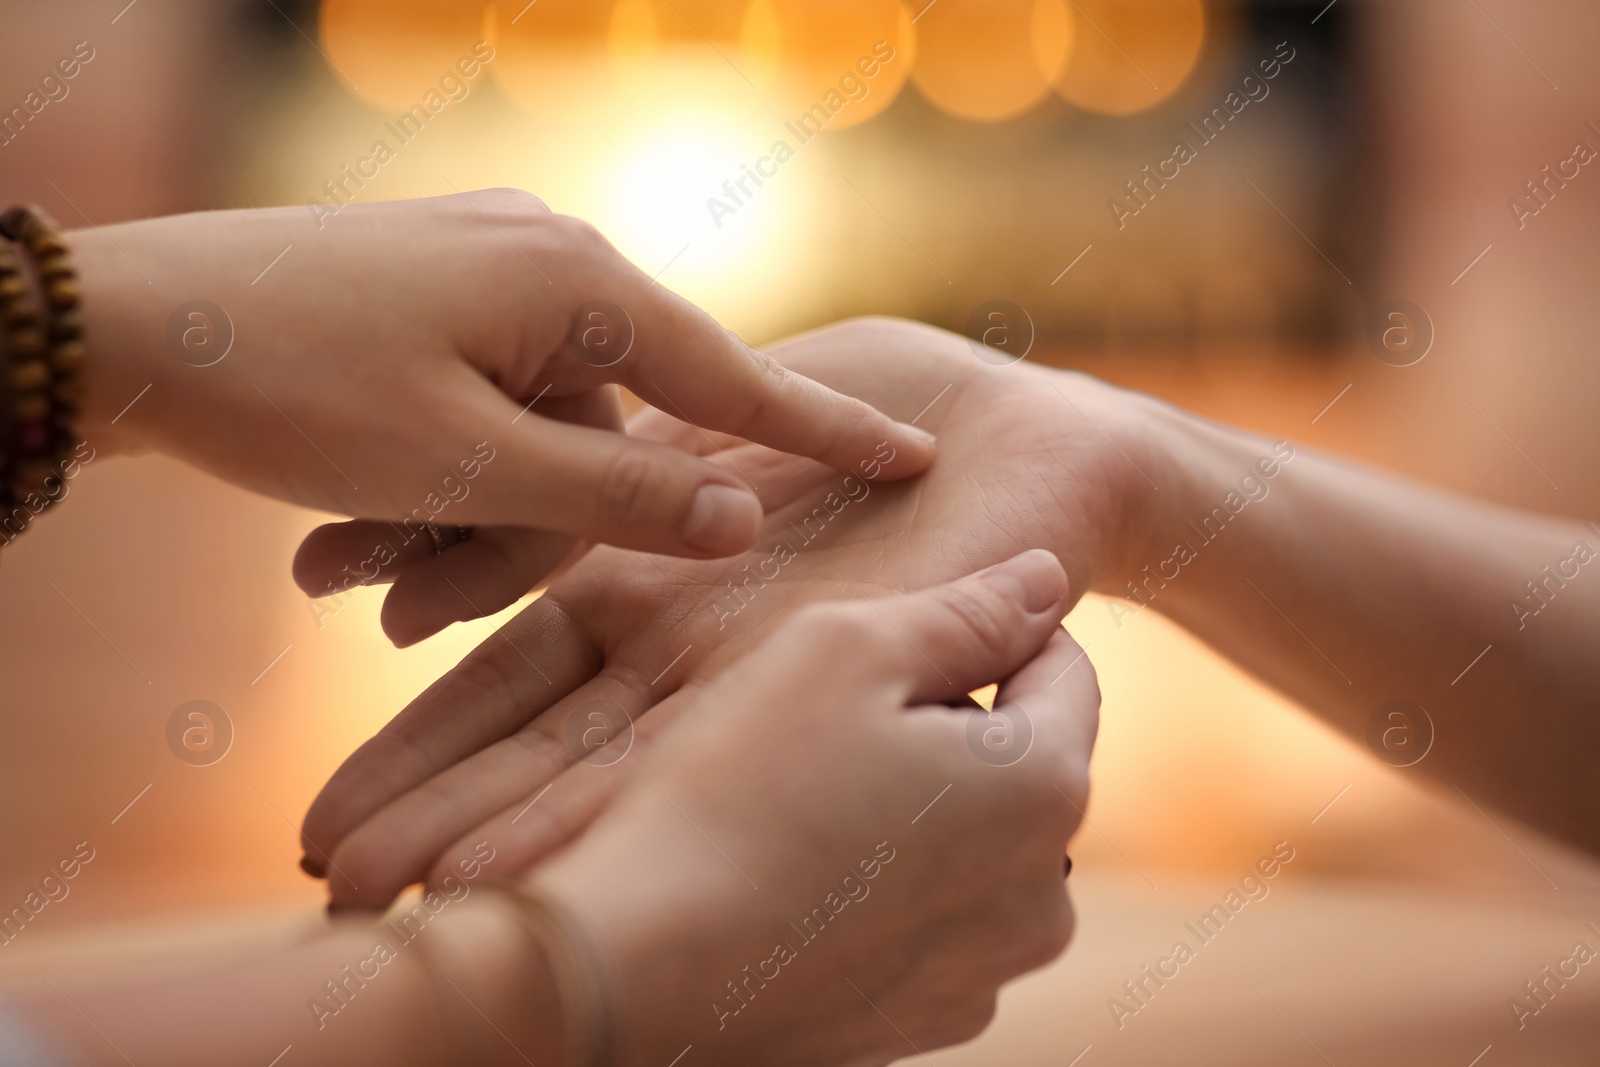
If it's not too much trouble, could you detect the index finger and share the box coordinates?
[550,235,937,480]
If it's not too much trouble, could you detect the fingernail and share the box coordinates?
[683,484,761,554]
[978,549,1065,614]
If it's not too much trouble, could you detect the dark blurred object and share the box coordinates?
[841,0,1369,355]
[0,0,262,224]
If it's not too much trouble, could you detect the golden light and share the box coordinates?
[318,0,492,112]
[910,0,1072,123]
[609,0,753,85]
[486,0,621,117]
[648,0,747,43]
[580,103,824,332]
[742,0,916,130]
[609,0,658,73]
[1053,0,1205,116]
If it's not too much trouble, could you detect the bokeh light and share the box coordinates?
[1053,0,1205,115]
[910,0,1072,123]
[486,0,621,117]
[742,0,915,130]
[586,110,817,305]
[648,0,748,43]
[318,0,492,112]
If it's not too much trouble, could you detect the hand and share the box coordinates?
[526,553,1098,1066]
[73,193,935,599]
[298,317,1154,907]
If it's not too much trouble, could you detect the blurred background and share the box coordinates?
[2,0,1599,1062]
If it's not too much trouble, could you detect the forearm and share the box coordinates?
[13,900,566,1067]
[1107,399,1600,851]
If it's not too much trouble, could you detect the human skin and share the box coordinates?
[299,316,1600,909]
[63,193,934,620]
[16,557,1097,1067]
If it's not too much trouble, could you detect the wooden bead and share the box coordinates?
[51,340,86,373]
[13,417,49,453]
[52,378,85,407]
[46,278,81,308]
[47,308,82,342]
[2,204,82,539]
[0,206,34,240]
[12,395,49,422]
[28,231,67,257]
[34,253,71,281]
[3,295,39,325]
[10,327,44,355]
[10,360,49,392]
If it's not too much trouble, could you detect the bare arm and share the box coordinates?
[1117,400,1600,851]
[13,903,564,1067]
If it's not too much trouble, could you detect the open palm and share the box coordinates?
[299,317,1148,908]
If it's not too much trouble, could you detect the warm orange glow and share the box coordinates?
[910,0,1071,123]
[1053,0,1205,116]
[486,0,620,115]
[650,0,747,43]
[742,0,915,130]
[608,0,755,84]
[318,0,491,112]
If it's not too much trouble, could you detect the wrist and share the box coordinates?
[1092,388,1300,604]
[1037,369,1195,597]
[71,229,169,459]
[422,895,571,1067]
[531,834,751,1067]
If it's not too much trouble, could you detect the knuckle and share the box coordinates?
[836,315,970,368]
[439,646,520,722]
[937,585,1016,662]
[497,209,612,272]
[470,186,550,219]
[722,347,791,440]
[595,449,663,529]
[552,213,614,260]
[1027,757,1089,828]
[931,996,999,1045]
[836,314,918,338]
[1028,898,1076,967]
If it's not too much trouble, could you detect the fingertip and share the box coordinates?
[378,570,483,648]
[291,524,341,596]
[900,422,938,457]
[975,549,1068,616]
[681,483,762,555]
[860,421,937,482]
[381,596,442,648]
[324,864,393,914]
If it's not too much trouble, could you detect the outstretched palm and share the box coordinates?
[300,318,1144,908]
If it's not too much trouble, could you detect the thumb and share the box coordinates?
[874,549,1071,704]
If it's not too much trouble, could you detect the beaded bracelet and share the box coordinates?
[0,204,83,545]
